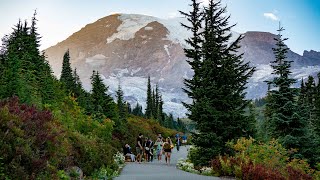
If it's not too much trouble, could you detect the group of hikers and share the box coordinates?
[123,133,187,166]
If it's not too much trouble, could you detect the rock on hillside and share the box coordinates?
[45,14,320,117]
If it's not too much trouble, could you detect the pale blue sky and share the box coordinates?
[0,0,319,55]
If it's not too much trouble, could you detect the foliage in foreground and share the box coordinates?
[180,138,320,179]
[0,97,118,179]
[211,138,320,179]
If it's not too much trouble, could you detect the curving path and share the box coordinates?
[115,146,221,180]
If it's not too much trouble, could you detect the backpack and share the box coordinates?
[163,142,171,150]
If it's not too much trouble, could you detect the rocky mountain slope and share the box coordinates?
[45,14,320,117]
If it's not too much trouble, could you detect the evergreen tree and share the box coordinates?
[0,14,60,106]
[265,25,318,162]
[28,11,65,105]
[60,49,76,94]
[181,0,254,165]
[180,0,203,101]
[314,73,320,136]
[298,79,306,104]
[72,68,93,113]
[90,71,117,120]
[73,68,82,97]
[145,76,153,119]
[3,20,40,104]
[152,88,156,119]
[132,102,144,117]
[39,52,65,105]
[164,113,174,129]
[116,84,127,128]
[305,76,316,106]
[157,96,164,125]
[177,117,187,132]
[154,85,160,120]
[302,76,317,124]
[127,102,132,114]
[265,25,299,139]
[246,102,257,138]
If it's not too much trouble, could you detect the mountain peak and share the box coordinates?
[44,13,320,117]
[244,31,276,44]
[302,50,320,62]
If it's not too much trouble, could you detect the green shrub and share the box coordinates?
[68,131,116,175]
[57,170,70,180]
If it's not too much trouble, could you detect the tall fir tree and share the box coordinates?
[72,67,93,112]
[180,0,203,99]
[116,84,127,128]
[155,85,160,120]
[127,102,132,114]
[90,71,117,120]
[265,24,319,163]
[304,76,317,123]
[181,0,254,166]
[60,49,76,94]
[72,68,82,97]
[265,25,300,139]
[145,76,153,119]
[152,89,156,119]
[157,95,164,125]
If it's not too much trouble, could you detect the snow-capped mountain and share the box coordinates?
[45,14,320,117]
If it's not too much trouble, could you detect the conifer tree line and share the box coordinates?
[0,12,185,134]
[145,77,163,121]
[59,49,186,131]
[0,12,64,106]
[143,76,187,131]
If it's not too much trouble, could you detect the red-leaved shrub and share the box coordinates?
[0,97,68,179]
[287,166,313,180]
[242,163,286,180]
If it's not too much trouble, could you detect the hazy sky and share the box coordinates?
[0,0,319,55]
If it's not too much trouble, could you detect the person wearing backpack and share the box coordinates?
[162,137,173,165]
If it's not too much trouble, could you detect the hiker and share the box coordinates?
[182,133,187,146]
[148,138,154,162]
[158,133,163,141]
[123,144,135,162]
[176,136,181,151]
[154,137,163,162]
[162,137,173,165]
[136,133,143,163]
[144,137,150,162]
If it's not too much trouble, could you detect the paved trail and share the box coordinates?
[115,146,220,180]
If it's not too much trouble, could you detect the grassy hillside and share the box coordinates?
[112,115,178,151]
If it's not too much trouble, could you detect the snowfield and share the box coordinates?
[106,14,191,47]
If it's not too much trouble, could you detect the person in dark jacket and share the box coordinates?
[123,144,135,162]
